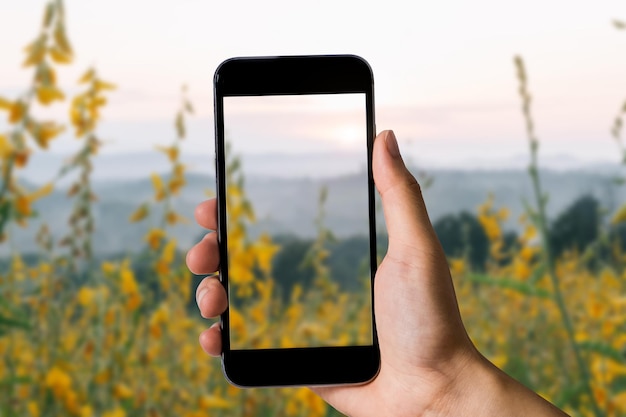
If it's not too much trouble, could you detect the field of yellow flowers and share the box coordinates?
[1,1,626,416]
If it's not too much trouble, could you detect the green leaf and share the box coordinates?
[0,296,29,316]
[318,186,328,205]
[503,355,533,390]
[467,273,552,299]
[553,382,586,408]
[528,262,546,285]
[184,100,194,114]
[0,314,31,331]
[578,340,625,363]
[0,200,12,237]
[42,2,55,27]
[521,199,540,226]
[0,375,32,386]
[175,112,185,138]
[610,374,626,392]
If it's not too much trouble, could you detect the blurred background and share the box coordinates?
[1,0,625,416]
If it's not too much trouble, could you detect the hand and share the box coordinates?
[186,130,568,417]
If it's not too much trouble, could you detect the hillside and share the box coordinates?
[5,165,625,256]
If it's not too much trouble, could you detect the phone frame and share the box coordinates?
[214,55,379,387]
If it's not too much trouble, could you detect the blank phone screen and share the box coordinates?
[222,93,374,350]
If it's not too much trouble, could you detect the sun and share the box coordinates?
[332,124,364,148]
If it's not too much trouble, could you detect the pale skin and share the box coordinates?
[186,130,569,417]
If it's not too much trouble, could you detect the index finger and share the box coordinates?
[195,198,218,230]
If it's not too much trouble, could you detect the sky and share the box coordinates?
[2,0,626,173]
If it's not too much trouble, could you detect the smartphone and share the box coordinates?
[214,55,379,387]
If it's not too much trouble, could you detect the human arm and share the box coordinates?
[186,130,569,417]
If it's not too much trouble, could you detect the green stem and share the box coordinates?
[529,166,602,416]
[515,56,602,417]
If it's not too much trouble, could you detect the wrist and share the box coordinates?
[431,348,569,417]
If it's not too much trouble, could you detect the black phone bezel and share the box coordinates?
[213,55,379,387]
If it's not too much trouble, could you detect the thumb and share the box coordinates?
[373,130,439,257]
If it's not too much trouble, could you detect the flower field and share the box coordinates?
[1,2,626,416]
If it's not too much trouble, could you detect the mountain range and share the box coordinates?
[4,152,625,256]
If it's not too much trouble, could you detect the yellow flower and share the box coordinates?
[129,203,149,223]
[168,163,186,194]
[519,246,536,262]
[94,80,116,92]
[31,182,54,200]
[126,293,142,311]
[36,85,65,105]
[280,335,295,348]
[145,228,167,250]
[290,284,302,301]
[70,98,84,124]
[512,259,531,280]
[161,239,177,264]
[593,387,607,405]
[61,331,78,353]
[80,405,94,417]
[102,408,126,417]
[104,309,115,326]
[250,304,266,324]
[94,369,112,385]
[15,183,54,217]
[64,389,80,415]
[229,256,254,287]
[587,300,604,319]
[113,383,133,400]
[151,173,166,201]
[13,147,30,167]
[39,262,52,275]
[9,101,25,123]
[22,41,46,67]
[198,394,232,409]
[155,145,179,162]
[286,304,303,322]
[120,267,139,295]
[0,96,13,111]
[479,215,501,241]
[612,204,626,225]
[77,287,95,307]
[49,46,72,64]
[490,354,508,369]
[149,305,169,338]
[101,261,117,274]
[450,258,466,276]
[79,68,95,84]
[154,260,169,276]
[35,65,57,87]
[30,121,64,148]
[230,309,246,338]
[45,366,72,399]
[287,388,326,417]
[165,210,188,225]
[168,178,186,195]
[522,224,537,240]
[497,207,510,221]
[15,195,32,216]
[254,233,279,274]
[27,401,39,417]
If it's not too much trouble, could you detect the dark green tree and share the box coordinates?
[549,195,600,258]
[433,211,489,270]
[271,235,316,300]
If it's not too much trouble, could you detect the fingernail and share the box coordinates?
[385,130,400,158]
[196,287,208,307]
